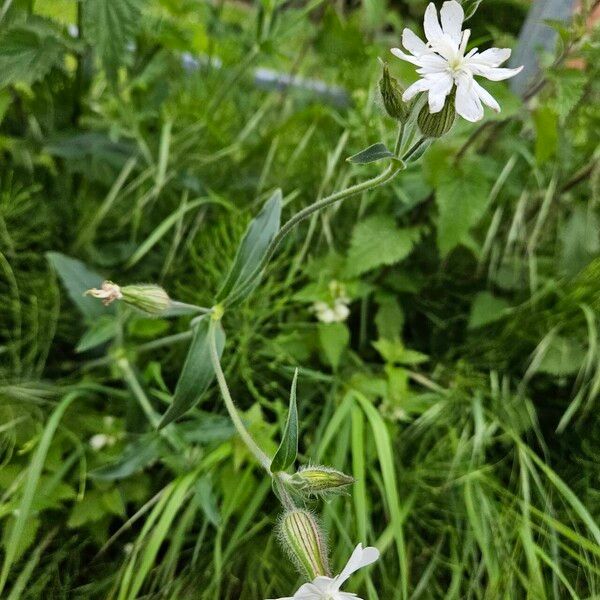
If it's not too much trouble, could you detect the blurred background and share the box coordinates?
[0,0,599,598]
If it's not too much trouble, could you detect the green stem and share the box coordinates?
[225,159,405,306]
[208,320,272,472]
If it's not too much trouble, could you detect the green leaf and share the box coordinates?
[347,143,395,165]
[159,318,225,428]
[373,338,428,365]
[344,216,421,277]
[82,0,142,78]
[375,294,404,340]
[46,252,113,320]
[0,18,66,87]
[318,322,350,370]
[75,316,119,352]
[217,189,282,304]
[533,105,558,164]
[538,336,587,376]
[270,369,299,473]
[435,162,491,257]
[560,206,600,276]
[468,292,510,329]
[90,435,164,481]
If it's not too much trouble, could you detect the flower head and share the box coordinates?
[270,543,379,600]
[391,1,523,122]
[313,281,351,324]
[85,281,123,306]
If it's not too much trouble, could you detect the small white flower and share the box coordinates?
[313,281,351,323]
[89,433,116,450]
[391,1,523,122]
[271,543,380,600]
[85,281,123,306]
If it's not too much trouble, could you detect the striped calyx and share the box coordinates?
[291,466,354,496]
[379,62,409,122]
[417,92,456,138]
[278,510,330,579]
[121,284,172,315]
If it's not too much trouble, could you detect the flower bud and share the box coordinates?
[291,466,354,496]
[85,281,123,306]
[379,62,409,122]
[120,284,172,315]
[417,92,456,138]
[278,510,330,579]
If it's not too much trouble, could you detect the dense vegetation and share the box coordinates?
[1,0,599,598]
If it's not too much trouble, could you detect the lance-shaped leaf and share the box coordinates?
[347,143,395,165]
[270,369,299,473]
[46,252,114,320]
[217,189,282,303]
[159,318,225,428]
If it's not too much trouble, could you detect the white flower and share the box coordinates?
[89,434,112,450]
[313,300,350,324]
[85,281,123,306]
[271,543,380,600]
[391,1,523,122]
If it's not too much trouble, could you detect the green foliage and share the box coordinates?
[344,216,422,277]
[270,369,299,473]
[1,0,599,598]
[82,0,142,78]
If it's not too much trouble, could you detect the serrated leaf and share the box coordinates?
[538,336,587,377]
[468,292,510,329]
[0,19,66,87]
[75,316,119,352]
[435,162,492,256]
[344,216,421,277]
[217,189,282,304]
[46,252,113,320]
[347,142,395,164]
[318,322,350,370]
[270,369,299,473]
[83,0,142,78]
[159,318,225,428]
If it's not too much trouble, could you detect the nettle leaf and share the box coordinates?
[83,0,142,77]
[538,336,587,377]
[318,322,350,370]
[0,18,67,87]
[347,143,395,165]
[435,160,492,257]
[343,215,422,277]
[270,369,299,473]
[159,318,225,428]
[468,292,510,329]
[217,189,282,304]
[46,252,114,320]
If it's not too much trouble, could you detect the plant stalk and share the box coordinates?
[208,319,272,472]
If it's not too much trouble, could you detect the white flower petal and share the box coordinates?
[440,1,464,43]
[469,47,511,67]
[471,79,500,112]
[423,2,444,44]
[455,73,484,122]
[427,72,453,113]
[402,28,429,56]
[390,47,423,66]
[470,64,523,81]
[402,78,431,102]
[415,53,449,73]
[335,544,380,588]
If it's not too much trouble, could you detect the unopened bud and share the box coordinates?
[278,510,330,579]
[417,92,456,138]
[121,284,172,315]
[379,62,409,122]
[291,466,354,496]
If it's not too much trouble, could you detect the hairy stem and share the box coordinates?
[208,319,272,472]
[225,158,405,306]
